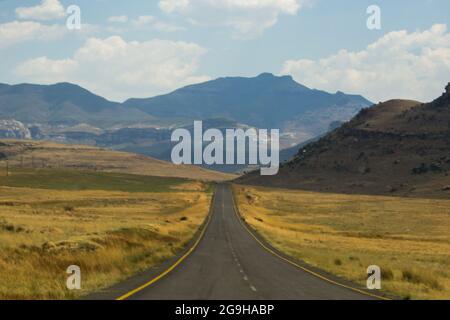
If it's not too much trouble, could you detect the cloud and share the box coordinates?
[158,0,306,39]
[132,15,156,27]
[281,24,450,102]
[0,20,66,48]
[16,0,66,21]
[16,57,77,82]
[15,36,210,101]
[108,16,129,23]
[132,16,185,32]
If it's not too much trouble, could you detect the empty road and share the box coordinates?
[86,185,379,300]
[93,184,383,300]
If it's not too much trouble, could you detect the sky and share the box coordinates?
[0,0,449,103]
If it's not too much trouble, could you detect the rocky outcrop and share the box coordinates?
[0,120,31,139]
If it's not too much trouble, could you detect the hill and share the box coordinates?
[238,83,450,198]
[0,140,234,181]
[0,83,153,127]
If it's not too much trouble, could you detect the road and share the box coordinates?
[95,184,381,300]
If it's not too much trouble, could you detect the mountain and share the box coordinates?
[0,74,372,173]
[238,83,450,199]
[0,83,153,127]
[0,75,371,142]
[124,73,372,146]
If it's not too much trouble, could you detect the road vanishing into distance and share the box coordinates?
[92,185,382,300]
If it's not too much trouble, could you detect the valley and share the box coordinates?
[0,77,448,301]
[0,0,448,305]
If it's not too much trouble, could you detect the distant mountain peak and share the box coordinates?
[257,72,286,79]
[257,72,274,77]
[256,72,295,82]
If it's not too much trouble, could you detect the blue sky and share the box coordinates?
[0,0,449,102]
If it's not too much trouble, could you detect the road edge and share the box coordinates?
[230,183,396,301]
[84,187,216,300]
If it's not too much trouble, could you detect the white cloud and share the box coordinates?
[16,0,66,21]
[16,57,78,82]
[132,15,156,27]
[132,16,185,32]
[108,16,129,23]
[15,36,210,101]
[0,20,66,48]
[158,0,306,39]
[281,24,450,102]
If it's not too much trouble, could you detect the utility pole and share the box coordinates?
[6,160,9,177]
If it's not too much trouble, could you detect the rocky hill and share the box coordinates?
[238,83,450,198]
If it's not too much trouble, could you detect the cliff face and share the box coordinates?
[0,120,31,139]
[238,84,450,199]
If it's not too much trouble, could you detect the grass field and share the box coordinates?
[0,168,212,299]
[234,185,450,300]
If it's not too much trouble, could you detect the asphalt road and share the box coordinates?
[105,184,379,300]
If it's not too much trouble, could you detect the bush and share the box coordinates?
[64,205,75,212]
[381,268,394,281]
[402,269,442,290]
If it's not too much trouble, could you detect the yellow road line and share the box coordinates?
[229,188,391,301]
[116,193,215,301]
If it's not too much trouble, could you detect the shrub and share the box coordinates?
[64,205,75,212]
[381,268,394,281]
[402,269,442,290]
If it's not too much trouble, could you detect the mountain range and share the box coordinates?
[0,73,372,171]
[239,83,450,198]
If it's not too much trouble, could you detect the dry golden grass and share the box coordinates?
[0,139,234,181]
[234,185,450,300]
[0,179,211,299]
